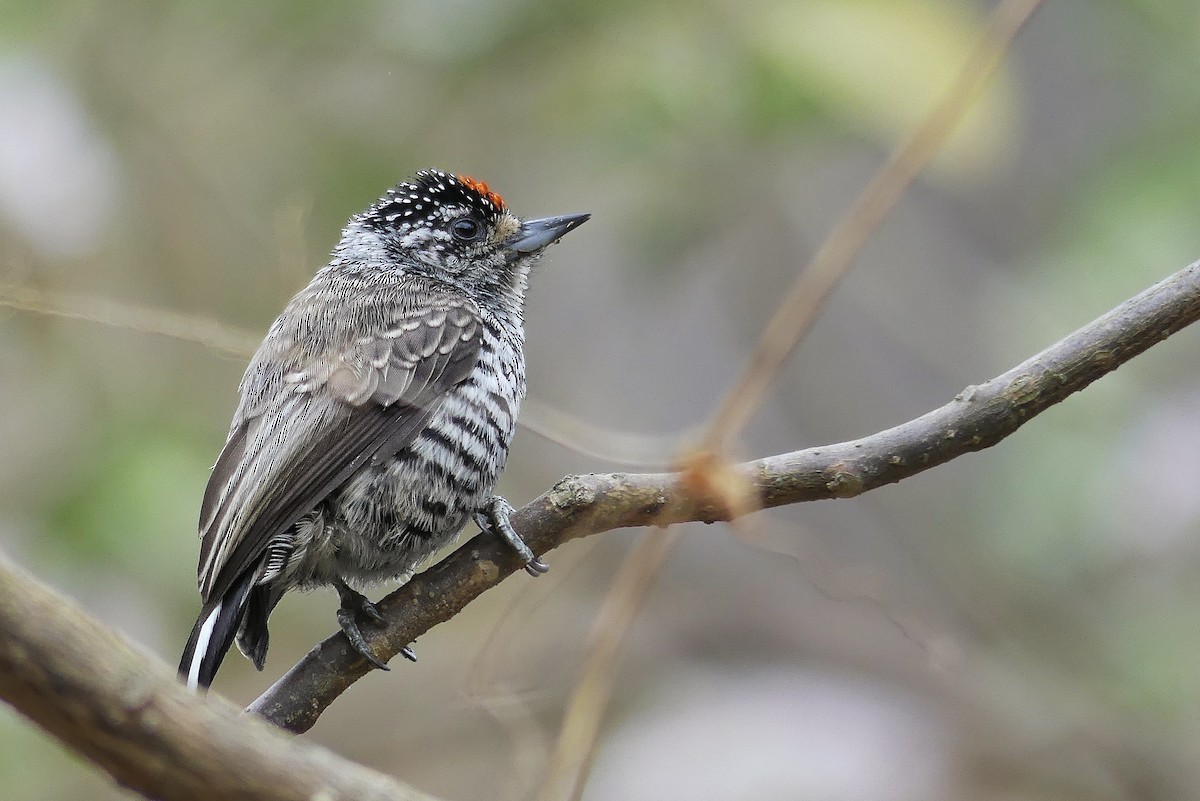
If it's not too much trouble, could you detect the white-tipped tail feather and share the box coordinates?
[179,570,256,690]
[186,603,222,691]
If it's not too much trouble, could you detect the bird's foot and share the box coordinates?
[474,495,548,576]
[334,580,390,671]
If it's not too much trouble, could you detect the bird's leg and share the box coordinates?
[474,496,549,576]
[333,578,392,671]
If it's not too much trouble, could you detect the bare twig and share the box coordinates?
[538,3,1047,794]
[248,259,1200,734]
[0,283,259,358]
[704,0,1046,452]
[0,281,674,468]
[518,397,680,468]
[535,528,681,801]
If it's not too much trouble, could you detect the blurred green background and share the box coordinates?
[3,1,1200,799]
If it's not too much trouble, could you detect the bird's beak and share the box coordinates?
[505,212,590,258]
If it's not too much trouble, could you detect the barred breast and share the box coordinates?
[312,315,525,587]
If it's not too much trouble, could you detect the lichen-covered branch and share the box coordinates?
[249,260,1200,733]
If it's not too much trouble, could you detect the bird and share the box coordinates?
[179,169,588,690]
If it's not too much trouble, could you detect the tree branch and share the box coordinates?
[2,260,1198,798]
[249,260,1200,733]
[0,552,441,801]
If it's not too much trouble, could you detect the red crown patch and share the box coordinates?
[456,174,505,211]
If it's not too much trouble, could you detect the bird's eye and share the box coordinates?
[451,217,482,242]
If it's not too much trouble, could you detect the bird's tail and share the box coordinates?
[179,571,255,691]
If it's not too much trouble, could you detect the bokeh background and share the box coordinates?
[3,1,1200,799]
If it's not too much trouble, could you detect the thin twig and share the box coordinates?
[703,0,1047,452]
[0,283,260,358]
[537,3,1047,796]
[535,528,681,801]
[0,281,668,466]
[518,397,680,468]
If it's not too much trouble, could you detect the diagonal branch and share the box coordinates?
[249,259,1200,733]
[0,552,441,801]
[2,259,1198,797]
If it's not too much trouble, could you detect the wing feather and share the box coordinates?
[196,295,481,603]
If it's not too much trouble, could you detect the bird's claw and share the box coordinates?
[476,495,547,576]
[334,580,390,671]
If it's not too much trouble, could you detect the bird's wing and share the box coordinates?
[195,296,482,603]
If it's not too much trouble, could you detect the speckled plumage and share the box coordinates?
[180,170,588,689]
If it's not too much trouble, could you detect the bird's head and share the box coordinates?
[338,169,588,307]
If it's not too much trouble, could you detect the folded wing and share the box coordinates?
[195,295,482,603]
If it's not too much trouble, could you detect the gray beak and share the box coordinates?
[506,212,590,257]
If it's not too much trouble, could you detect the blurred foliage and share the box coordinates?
[2,1,1200,800]
[46,423,210,579]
